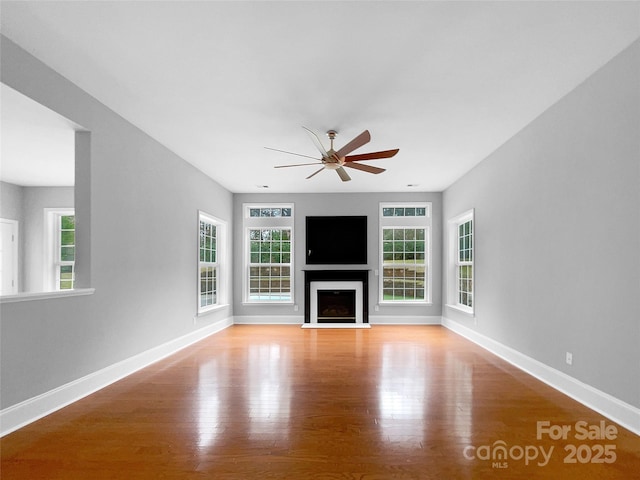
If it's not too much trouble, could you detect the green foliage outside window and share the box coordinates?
[248,227,292,301]
[59,215,75,289]
[382,227,426,301]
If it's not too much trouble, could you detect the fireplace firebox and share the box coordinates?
[317,289,356,323]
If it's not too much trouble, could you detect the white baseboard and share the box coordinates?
[441,316,640,436]
[369,315,442,325]
[233,315,304,325]
[233,315,442,326]
[0,316,233,437]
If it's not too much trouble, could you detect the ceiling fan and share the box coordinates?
[266,127,399,182]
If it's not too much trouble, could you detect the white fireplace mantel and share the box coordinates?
[310,281,363,324]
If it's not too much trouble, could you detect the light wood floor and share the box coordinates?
[1,325,639,479]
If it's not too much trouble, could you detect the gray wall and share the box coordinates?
[443,40,640,408]
[0,181,23,220]
[0,37,233,409]
[0,181,24,291]
[233,192,442,320]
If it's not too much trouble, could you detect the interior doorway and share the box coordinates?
[0,218,19,295]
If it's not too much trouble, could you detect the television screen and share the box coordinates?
[305,216,368,265]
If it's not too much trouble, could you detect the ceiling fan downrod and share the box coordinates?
[326,130,337,151]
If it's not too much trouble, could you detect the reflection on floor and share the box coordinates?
[2,325,639,479]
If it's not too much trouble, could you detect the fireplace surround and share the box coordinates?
[303,270,369,324]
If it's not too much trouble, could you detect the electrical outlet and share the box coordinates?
[565,352,573,365]
[294,304,299,312]
[374,305,379,311]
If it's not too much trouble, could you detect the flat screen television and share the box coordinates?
[305,216,368,265]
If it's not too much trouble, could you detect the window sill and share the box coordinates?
[0,288,96,304]
[242,301,294,306]
[196,303,230,317]
[379,301,432,306]
[445,304,475,317]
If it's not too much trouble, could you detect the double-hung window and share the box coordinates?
[448,209,474,314]
[57,213,75,290]
[45,208,75,290]
[379,203,431,304]
[198,211,227,313]
[244,205,294,303]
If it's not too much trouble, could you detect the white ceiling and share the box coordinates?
[0,83,77,187]
[1,1,638,193]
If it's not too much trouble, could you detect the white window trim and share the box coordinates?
[379,202,432,305]
[44,208,75,292]
[243,203,294,305]
[198,211,228,315]
[446,209,475,316]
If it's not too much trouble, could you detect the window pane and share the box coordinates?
[457,263,473,307]
[61,215,75,230]
[199,221,217,269]
[200,266,217,307]
[382,265,425,301]
[60,265,73,278]
[249,207,293,218]
[59,215,76,263]
[247,226,292,301]
[61,231,75,246]
[61,247,75,262]
[59,265,74,290]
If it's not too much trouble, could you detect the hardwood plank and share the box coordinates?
[1,325,638,479]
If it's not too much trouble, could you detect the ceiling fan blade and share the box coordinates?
[343,162,386,174]
[344,149,399,162]
[302,126,329,157]
[336,167,351,182]
[335,130,371,159]
[306,167,325,180]
[274,162,324,168]
[265,147,320,161]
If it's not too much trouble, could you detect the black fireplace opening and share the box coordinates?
[317,290,356,323]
